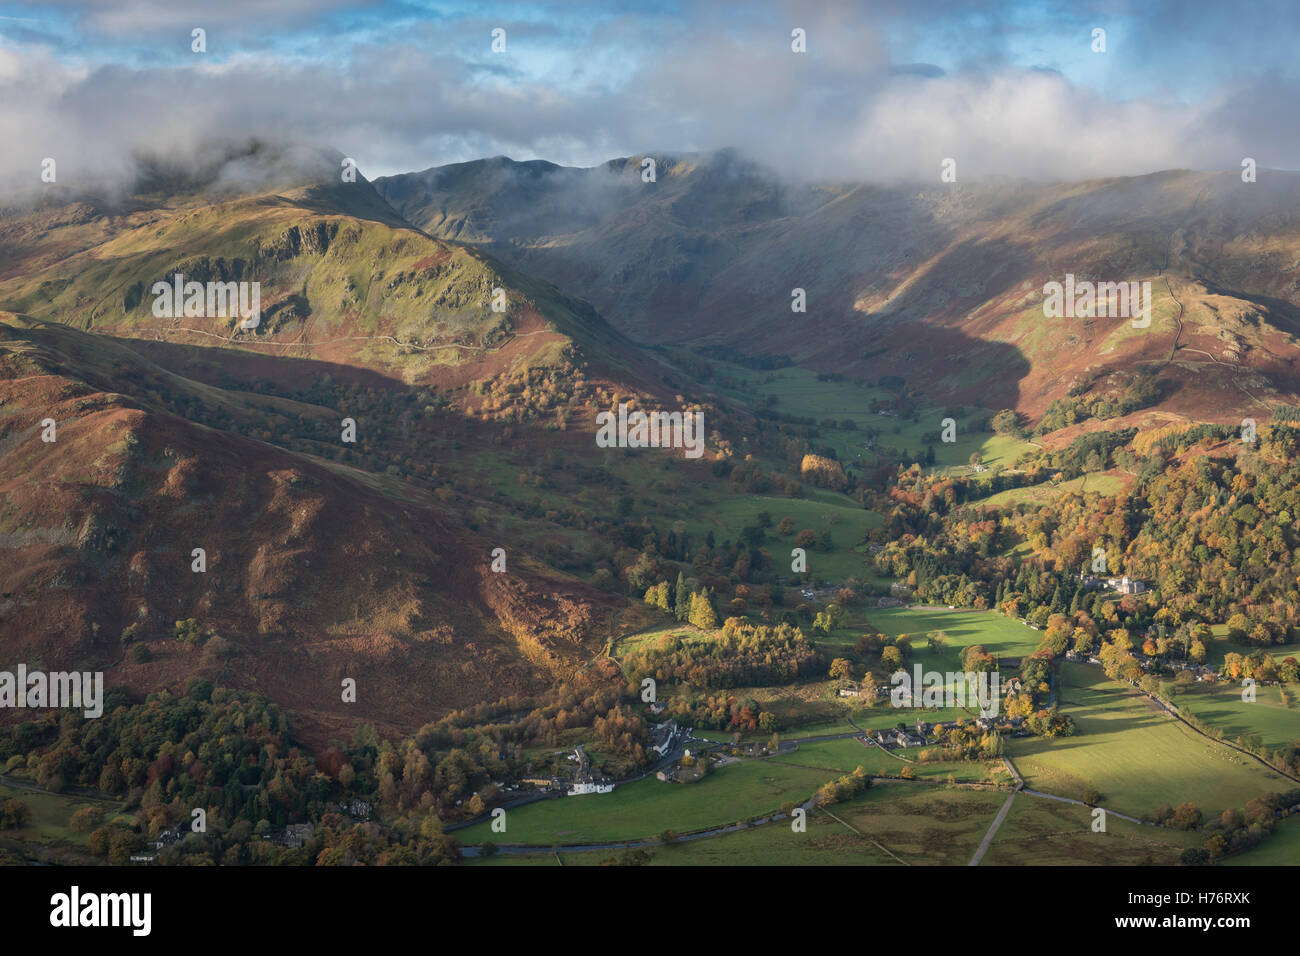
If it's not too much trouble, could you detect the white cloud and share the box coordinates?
[0,3,1295,201]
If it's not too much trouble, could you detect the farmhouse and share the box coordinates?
[650,719,680,757]
[874,728,925,748]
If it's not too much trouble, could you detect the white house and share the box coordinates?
[568,780,615,796]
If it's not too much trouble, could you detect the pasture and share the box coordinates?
[455,757,835,846]
[1008,664,1290,819]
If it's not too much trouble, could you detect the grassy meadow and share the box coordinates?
[1008,664,1290,819]
[456,757,835,846]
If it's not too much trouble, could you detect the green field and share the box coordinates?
[859,606,1044,661]
[805,606,1045,727]
[663,607,1044,737]
[980,472,1126,507]
[469,784,1002,866]
[1177,684,1300,753]
[1222,814,1300,865]
[1008,664,1290,819]
[612,622,709,659]
[790,785,1001,865]
[703,363,1034,475]
[770,738,1004,784]
[457,757,837,845]
[0,782,129,848]
[681,487,882,582]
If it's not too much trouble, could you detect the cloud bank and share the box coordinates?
[1,0,1297,200]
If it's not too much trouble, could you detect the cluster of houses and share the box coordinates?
[866,714,1030,750]
[974,714,1030,736]
[568,772,615,796]
[520,748,618,796]
[516,722,690,797]
[566,745,615,796]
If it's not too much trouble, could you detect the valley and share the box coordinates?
[0,144,1297,870]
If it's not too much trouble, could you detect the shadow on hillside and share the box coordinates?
[119,335,420,392]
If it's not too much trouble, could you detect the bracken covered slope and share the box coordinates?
[0,314,622,745]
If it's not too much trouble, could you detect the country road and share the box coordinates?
[1021,789,1148,826]
[968,793,1017,866]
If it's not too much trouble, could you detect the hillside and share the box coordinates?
[377,153,1300,421]
[0,314,624,745]
[0,144,649,397]
[0,151,747,745]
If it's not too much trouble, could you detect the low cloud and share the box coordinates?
[0,0,1296,201]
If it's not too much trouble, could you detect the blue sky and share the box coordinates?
[0,0,1297,189]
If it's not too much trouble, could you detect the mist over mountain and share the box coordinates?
[378,150,1300,419]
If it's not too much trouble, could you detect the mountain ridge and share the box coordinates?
[377,151,1300,421]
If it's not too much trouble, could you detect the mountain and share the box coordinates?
[0,144,702,744]
[377,151,1300,421]
[0,142,650,396]
[0,313,627,745]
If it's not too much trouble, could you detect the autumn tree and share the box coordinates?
[688,591,719,630]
